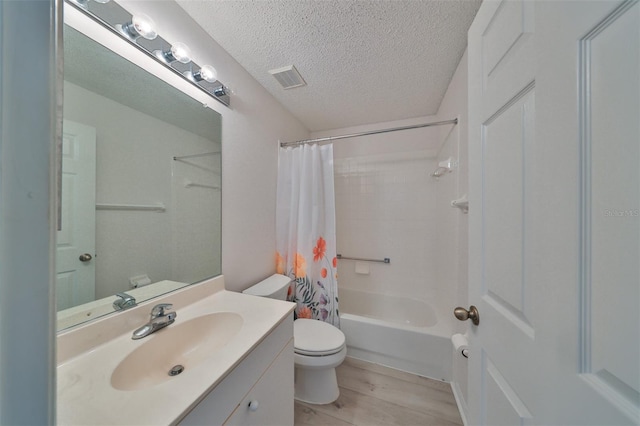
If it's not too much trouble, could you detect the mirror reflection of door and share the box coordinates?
[56,119,96,310]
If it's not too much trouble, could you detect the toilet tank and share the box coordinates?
[242,274,292,300]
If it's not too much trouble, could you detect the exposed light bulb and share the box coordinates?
[132,14,157,40]
[156,42,192,64]
[121,14,157,40]
[194,65,217,83]
[170,43,192,64]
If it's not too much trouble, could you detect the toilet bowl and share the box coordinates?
[243,274,346,404]
[293,318,346,404]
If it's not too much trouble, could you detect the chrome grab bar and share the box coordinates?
[336,254,390,264]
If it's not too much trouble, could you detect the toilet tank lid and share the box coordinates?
[242,274,292,297]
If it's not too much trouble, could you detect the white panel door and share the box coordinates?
[56,120,96,310]
[468,1,639,424]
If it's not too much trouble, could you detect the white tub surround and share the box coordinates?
[339,288,452,381]
[57,275,295,425]
[339,287,437,327]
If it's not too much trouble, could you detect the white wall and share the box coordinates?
[117,1,310,292]
[435,51,469,416]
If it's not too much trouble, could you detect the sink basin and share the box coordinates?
[111,312,243,391]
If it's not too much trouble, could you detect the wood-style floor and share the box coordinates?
[295,357,463,426]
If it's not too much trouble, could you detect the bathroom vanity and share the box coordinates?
[57,5,295,423]
[179,317,293,425]
[57,276,295,425]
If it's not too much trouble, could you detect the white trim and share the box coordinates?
[0,0,58,422]
[451,381,469,426]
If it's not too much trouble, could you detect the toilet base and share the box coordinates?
[294,365,340,405]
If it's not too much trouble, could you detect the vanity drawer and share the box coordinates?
[224,339,294,426]
[178,316,293,425]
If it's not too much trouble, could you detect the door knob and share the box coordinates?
[454,305,480,325]
[79,253,93,262]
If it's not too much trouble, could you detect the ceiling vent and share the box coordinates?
[269,65,307,89]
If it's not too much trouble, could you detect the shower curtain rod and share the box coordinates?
[280,118,458,148]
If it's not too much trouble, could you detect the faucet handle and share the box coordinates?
[150,303,174,318]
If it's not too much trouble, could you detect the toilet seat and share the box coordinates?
[294,319,345,356]
[295,344,346,357]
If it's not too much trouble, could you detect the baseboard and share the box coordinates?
[451,381,469,426]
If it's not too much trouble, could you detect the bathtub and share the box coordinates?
[339,287,453,381]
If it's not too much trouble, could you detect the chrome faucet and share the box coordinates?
[113,292,137,310]
[132,303,177,340]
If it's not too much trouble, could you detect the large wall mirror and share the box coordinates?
[57,22,222,331]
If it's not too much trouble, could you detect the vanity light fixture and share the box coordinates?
[157,42,192,64]
[119,14,158,41]
[65,0,230,106]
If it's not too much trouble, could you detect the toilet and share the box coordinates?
[243,274,347,404]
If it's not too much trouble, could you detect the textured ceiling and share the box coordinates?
[176,0,481,132]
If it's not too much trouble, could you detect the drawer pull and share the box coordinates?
[248,400,259,412]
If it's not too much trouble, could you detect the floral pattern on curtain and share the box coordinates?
[276,144,339,327]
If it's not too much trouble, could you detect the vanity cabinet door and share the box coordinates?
[178,318,293,426]
[224,340,294,426]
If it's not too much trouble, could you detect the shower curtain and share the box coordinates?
[276,144,340,327]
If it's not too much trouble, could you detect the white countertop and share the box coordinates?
[57,276,294,425]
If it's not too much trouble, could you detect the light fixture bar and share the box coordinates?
[64,0,230,107]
